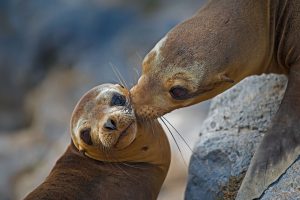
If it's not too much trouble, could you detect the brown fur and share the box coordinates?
[24,84,170,200]
[24,142,168,200]
[130,0,300,199]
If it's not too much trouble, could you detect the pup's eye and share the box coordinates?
[80,128,93,145]
[111,93,126,106]
[169,86,189,100]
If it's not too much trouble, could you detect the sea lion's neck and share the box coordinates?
[270,0,300,71]
[83,120,171,173]
[204,0,299,76]
[224,0,300,74]
[25,143,169,200]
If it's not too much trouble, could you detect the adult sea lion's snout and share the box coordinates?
[130,77,169,119]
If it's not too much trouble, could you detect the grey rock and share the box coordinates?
[261,157,300,200]
[185,74,300,200]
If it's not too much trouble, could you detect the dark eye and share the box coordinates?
[169,86,189,100]
[80,128,93,145]
[111,93,126,106]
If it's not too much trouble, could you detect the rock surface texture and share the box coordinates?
[185,74,300,200]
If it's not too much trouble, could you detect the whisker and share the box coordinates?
[109,62,129,89]
[161,116,203,165]
[109,62,127,88]
[161,116,193,153]
[133,67,140,78]
[132,66,140,84]
[106,149,134,180]
[112,160,140,181]
[151,119,165,158]
[114,67,129,89]
[159,117,187,167]
[102,146,140,180]
[97,135,141,181]
[102,146,119,175]
[121,162,147,170]
[114,163,134,180]
[130,52,142,84]
[147,119,156,138]
[135,52,143,62]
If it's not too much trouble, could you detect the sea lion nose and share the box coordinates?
[104,119,117,131]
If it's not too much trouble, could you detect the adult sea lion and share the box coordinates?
[130,0,300,199]
[24,84,171,200]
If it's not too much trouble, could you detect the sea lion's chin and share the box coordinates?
[99,121,138,150]
[114,122,137,149]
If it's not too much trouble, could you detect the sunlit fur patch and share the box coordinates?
[148,35,167,61]
[143,35,168,73]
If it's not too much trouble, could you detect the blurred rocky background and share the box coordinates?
[0,0,209,199]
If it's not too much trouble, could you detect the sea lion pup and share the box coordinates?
[24,84,170,200]
[130,0,300,199]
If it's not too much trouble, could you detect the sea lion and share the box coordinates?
[24,84,171,200]
[130,0,300,199]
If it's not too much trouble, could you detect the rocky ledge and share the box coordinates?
[185,74,300,200]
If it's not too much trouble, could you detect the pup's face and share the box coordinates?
[71,84,137,154]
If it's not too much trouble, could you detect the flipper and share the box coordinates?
[236,66,300,200]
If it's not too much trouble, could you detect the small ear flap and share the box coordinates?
[219,74,235,83]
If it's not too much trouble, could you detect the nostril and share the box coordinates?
[104,119,117,131]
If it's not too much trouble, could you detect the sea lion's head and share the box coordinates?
[71,84,137,157]
[70,84,170,167]
[130,3,268,119]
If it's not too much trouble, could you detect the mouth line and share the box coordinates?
[120,122,134,136]
[113,122,135,148]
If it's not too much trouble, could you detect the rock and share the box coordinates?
[185,74,300,200]
[261,157,300,200]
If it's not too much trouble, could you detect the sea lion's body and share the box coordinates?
[130,0,300,199]
[25,84,171,200]
[25,142,168,200]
